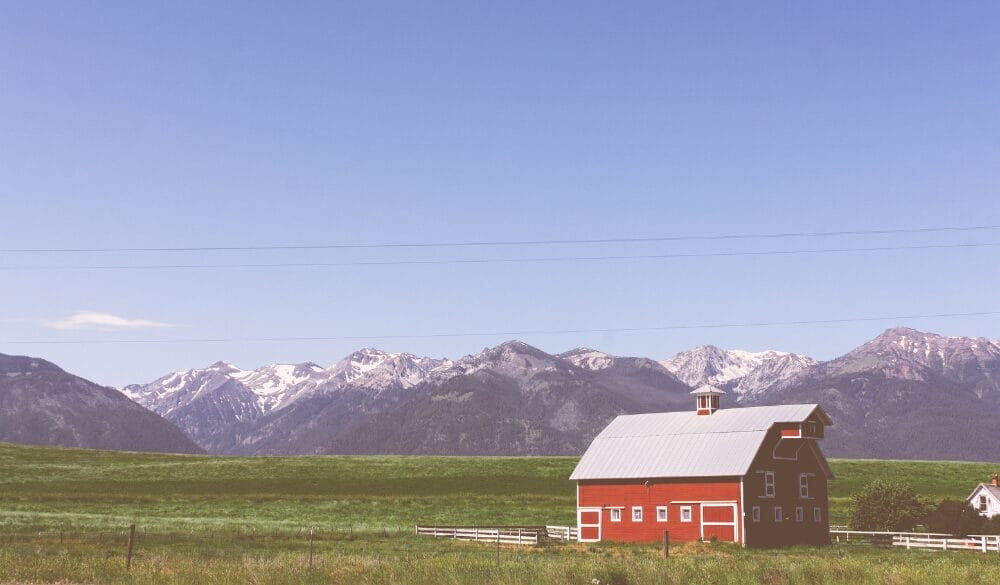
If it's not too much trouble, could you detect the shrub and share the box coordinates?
[926,499,985,536]
[848,480,928,531]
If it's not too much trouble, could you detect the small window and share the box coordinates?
[610,508,621,522]
[763,471,775,497]
[774,507,783,523]
[632,506,643,522]
[980,495,988,513]
[795,507,804,522]
[656,506,668,522]
[751,506,760,523]
[799,474,809,498]
[680,506,692,522]
[813,507,821,523]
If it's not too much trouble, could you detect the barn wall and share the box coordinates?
[743,428,831,547]
[577,478,741,543]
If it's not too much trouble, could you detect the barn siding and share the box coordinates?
[743,428,830,547]
[577,478,741,543]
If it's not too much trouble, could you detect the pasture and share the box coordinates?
[1,443,999,584]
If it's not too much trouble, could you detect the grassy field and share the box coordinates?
[2,442,999,584]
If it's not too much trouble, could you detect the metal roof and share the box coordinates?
[690,384,725,395]
[570,404,830,481]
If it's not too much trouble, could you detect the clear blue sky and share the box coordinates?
[2,1,998,387]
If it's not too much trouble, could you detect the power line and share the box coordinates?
[1,241,996,271]
[1,224,998,254]
[6,310,999,345]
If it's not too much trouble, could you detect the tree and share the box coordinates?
[925,499,985,536]
[848,480,928,531]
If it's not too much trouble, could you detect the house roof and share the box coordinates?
[967,484,1000,503]
[569,404,832,481]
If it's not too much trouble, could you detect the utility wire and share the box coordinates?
[1,241,996,271]
[6,310,999,345]
[1,225,998,254]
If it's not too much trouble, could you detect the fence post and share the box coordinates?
[518,528,522,545]
[662,530,670,558]
[125,524,136,571]
[308,528,314,569]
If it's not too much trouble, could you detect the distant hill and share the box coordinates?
[116,326,1000,461]
[753,327,1000,460]
[0,353,202,454]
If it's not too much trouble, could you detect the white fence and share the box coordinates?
[894,534,1000,553]
[415,526,539,545]
[830,529,950,543]
[545,525,578,541]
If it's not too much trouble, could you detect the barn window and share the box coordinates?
[774,507,783,523]
[656,506,668,522]
[763,471,775,497]
[610,508,622,522]
[799,474,809,498]
[680,506,692,522]
[795,507,804,522]
[813,507,821,522]
[751,506,760,523]
[632,507,643,522]
[807,421,817,435]
[980,495,988,513]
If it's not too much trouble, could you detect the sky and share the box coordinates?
[1,1,998,387]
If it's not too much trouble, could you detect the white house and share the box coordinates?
[967,474,1000,517]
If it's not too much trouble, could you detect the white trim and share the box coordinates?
[772,439,804,461]
[813,507,821,523]
[577,507,602,543]
[700,502,739,543]
[656,506,668,522]
[739,477,746,547]
[799,473,810,499]
[631,506,643,522]
[752,506,761,522]
[609,508,622,522]
[774,506,783,523]
[795,506,804,522]
[763,471,775,498]
[670,500,738,505]
[680,505,693,523]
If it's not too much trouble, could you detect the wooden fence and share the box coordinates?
[894,534,1000,553]
[414,526,540,545]
[545,525,578,541]
[830,529,950,543]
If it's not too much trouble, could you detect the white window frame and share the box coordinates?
[609,508,622,522]
[799,474,809,498]
[632,506,643,522]
[680,506,692,522]
[656,506,668,522]
[763,471,775,498]
[980,494,988,513]
[795,507,804,522]
[774,506,783,523]
[813,507,821,523]
[751,506,760,523]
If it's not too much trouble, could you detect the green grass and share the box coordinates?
[2,443,999,584]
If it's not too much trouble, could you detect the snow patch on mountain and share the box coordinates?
[661,345,816,400]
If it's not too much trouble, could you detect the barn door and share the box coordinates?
[577,508,601,542]
[700,503,738,543]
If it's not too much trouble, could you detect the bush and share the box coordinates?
[926,499,985,536]
[848,480,928,531]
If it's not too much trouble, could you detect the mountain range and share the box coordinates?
[4,326,1000,461]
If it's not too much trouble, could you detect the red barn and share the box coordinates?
[570,385,833,547]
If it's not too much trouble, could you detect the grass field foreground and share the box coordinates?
[3,443,1000,584]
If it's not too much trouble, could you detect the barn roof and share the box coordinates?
[569,404,831,481]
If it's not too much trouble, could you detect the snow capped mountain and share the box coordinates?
[558,348,616,370]
[122,361,245,416]
[660,345,816,400]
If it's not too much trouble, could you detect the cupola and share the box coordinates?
[691,384,725,415]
